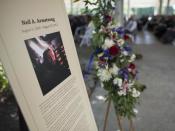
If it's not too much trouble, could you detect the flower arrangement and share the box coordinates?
[75,0,146,129]
[94,27,145,119]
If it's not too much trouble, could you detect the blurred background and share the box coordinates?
[1,0,175,131]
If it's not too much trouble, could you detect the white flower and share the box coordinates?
[97,52,104,58]
[117,39,125,46]
[128,88,132,92]
[120,59,124,62]
[128,81,135,88]
[122,51,129,56]
[97,68,112,82]
[102,39,115,49]
[92,30,96,34]
[109,64,119,76]
[132,88,140,98]
[118,90,126,96]
[133,108,138,114]
[113,78,118,85]
[128,81,135,92]
[107,22,116,29]
[113,77,123,87]
[129,54,136,62]
[99,25,105,32]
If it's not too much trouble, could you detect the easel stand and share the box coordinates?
[103,99,135,131]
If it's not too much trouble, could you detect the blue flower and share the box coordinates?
[123,45,132,52]
[103,49,112,60]
[119,68,129,80]
[95,48,103,54]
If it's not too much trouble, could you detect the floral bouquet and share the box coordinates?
[90,20,146,131]
[94,25,145,119]
[75,0,146,129]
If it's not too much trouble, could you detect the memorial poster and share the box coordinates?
[0,0,97,131]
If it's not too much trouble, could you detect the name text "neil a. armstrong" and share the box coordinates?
[21,18,55,25]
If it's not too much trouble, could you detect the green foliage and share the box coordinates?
[134,81,146,92]
[84,0,116,47]
[92,32,106,48]
[0,63,8,92]
[104,81,146,119]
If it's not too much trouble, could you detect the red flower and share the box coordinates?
[112,34,116,39]
[124,34,130,40]
[109,45,120,56]
[128,63,136,70]
[105,15,112,21]
[108,16,112,21]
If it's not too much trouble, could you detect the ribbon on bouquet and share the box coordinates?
[86,52,95,75]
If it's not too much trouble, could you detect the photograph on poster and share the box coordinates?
[25,32,71,95]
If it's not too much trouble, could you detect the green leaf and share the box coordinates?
[73,0,81,2]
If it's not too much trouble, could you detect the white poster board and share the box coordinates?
[0,0,97,131]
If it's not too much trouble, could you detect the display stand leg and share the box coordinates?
[129,119,135,131]
[103,99,111,131]
[116,114,123,131]
[103,99,133,131]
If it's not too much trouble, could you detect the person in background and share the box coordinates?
[125,16,143,60]
[125,16,138,41]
